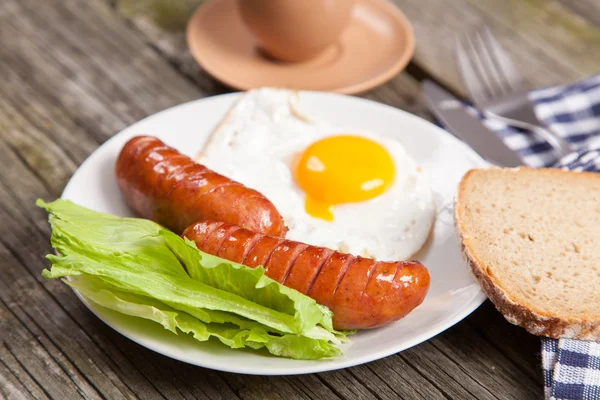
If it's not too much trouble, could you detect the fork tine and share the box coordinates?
[480,27,523,91]
[460,31,505,105]
[471,28,509,97]
[455,34,488,109]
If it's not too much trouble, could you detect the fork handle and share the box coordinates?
[485,112,574,158]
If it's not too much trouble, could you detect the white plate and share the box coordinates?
[61,91,488,375]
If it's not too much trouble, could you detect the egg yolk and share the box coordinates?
[294,135,395,221]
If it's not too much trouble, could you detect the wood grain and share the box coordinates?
[3,0,592,398]
[557,0,600,28]
[389,0,600,94]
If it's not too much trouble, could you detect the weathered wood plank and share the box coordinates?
[2,0,201,143]
[557,0,600,28]
[0,302,50,400]
[427,311,540,400]
[466,303,542,382]
[0,358,36,400]
[0,250,95,400]
[390,0,600,93]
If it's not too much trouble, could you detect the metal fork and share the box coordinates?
[455,27,574,156]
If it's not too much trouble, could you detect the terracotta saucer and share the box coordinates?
[186,0,415,94]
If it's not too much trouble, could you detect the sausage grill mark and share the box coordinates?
[358,260,381,300]
[329,254,356,303]
[204,225,241,255]
[240,233,265,262]
[197,220,225,249]
[301,248,335,296]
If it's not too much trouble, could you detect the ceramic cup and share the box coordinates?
[237,0,355,62]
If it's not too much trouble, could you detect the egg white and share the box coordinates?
[195,88,435,261]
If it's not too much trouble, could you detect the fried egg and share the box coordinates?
[195,88,435,260]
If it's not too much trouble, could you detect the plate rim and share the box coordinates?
[61,90,489,375]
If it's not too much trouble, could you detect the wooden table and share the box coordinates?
[1,1,598,398]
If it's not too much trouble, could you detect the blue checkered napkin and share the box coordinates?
[543,340,600,400]
[456,75,600,400]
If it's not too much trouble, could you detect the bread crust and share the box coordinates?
[455,167,600,340]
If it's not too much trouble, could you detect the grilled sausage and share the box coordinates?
[183,220,430,330]
[115,136,287,236]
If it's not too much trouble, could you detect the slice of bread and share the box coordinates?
[455,167,600,340]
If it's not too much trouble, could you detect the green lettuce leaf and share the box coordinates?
[67,276,341,359]
[38,199,346,359]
